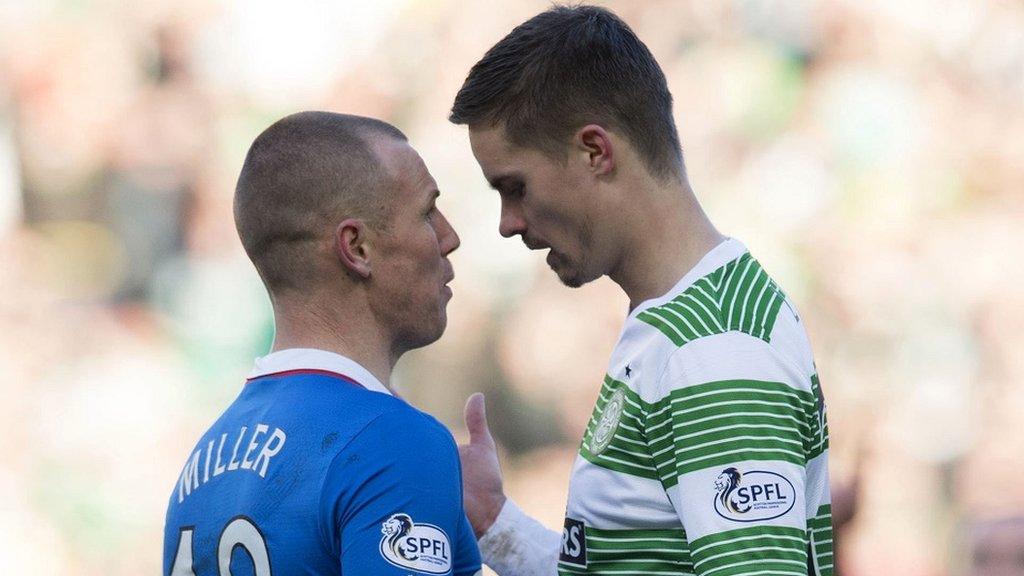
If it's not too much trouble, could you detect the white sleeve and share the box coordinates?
[478,499,560,576]
[654,333,817,576]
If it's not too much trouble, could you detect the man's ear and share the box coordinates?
[575,124,615,177]
[334,218,372,278]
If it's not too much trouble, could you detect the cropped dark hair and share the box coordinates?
[234,111,406,294]
[450,5,684,180]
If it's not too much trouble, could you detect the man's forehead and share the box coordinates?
[374,137,437,191]
[468,125,525,186]
[469,124,514,156]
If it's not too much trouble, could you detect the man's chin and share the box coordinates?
[553,266,590,289]
[430,313,448,343]
[548,255,585,288]
[401,314,447,352]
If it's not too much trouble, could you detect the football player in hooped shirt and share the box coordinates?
[450,6,832,576]
[163,112,481,576]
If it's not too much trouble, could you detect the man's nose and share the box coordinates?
[438,211,460,255]
[498,203,526,238]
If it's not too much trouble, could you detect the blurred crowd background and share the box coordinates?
[1,0,1022,574]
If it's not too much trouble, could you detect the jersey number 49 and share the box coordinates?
[170,516,271,575]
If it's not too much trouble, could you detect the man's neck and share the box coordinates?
[269,298,394,387]
[609,182,725,311]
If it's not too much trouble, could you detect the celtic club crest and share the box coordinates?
[589,387,626,455]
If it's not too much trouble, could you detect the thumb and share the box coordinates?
[464,392,496,449]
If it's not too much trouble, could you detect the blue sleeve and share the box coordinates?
[320,407,482,575]
[454,510,482,576]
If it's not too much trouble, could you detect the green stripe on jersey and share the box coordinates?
[646,379,816,486]
[637,252,787,347]
[579,378,824,487]
[808,504,834,576]
[689,525,808,576]
[558,526,694,576]
[807,374,830,461]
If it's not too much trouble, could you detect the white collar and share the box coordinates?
[627,237,749,321]
[247,348,392,396]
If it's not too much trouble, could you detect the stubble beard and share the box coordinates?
[554,218,599,289]
[558,266,585,289]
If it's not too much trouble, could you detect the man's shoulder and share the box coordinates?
[617,251,817,402]
[346,403,455,456]
[633,251,792,349]
[202,373,449,480]
[320,399,459,507]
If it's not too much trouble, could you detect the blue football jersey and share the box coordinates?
[163,349,482,576]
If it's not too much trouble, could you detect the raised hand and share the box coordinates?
[459,393,508,538]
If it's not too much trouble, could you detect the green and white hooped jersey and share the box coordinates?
[558,239,832,576]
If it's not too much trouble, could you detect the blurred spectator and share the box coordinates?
[103,24,212,301]
[965,517,1024,576]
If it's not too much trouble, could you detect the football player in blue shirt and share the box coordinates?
[163,111,482,576]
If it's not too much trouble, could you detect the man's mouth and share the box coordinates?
[522,238,548,251]
[441,272,454,298]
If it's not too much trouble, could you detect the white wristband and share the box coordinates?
[478,498,561,576]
